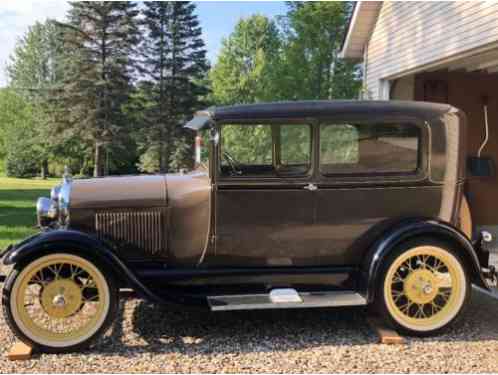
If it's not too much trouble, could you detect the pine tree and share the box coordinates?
[57,1,140,176]
[141,1,209,173]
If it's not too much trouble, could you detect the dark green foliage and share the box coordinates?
[140,1,209,173]
[275,1,361,100]
[5,149,39,178]
[6,19,66,178]
[210,2,361,105]
[210,2,361,165]
[7,20,64,96]
[3,2,359,177]
[209,15,282,104]
[56,1,141,177]
[0,89,39,178]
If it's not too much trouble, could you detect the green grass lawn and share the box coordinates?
[0,177,58,250]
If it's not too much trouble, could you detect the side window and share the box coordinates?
[220,123,311,177]
[278,125,311,175]
[320,124,359,165]
[320,122,420,175]
[221,124,272,166]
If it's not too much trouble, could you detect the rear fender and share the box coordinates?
[362,218,488,303]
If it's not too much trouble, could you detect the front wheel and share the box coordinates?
[3,252,119,353]
[377,240,470,336]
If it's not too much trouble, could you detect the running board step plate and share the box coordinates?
[207,290,367,311]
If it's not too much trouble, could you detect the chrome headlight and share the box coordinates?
[58,177,72,224]
[36,178,72,229]
[36,197,58,228]
[50,185,61,202]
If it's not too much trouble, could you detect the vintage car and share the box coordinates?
[1,100,497,353]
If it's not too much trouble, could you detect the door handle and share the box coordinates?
[303,183,318,191]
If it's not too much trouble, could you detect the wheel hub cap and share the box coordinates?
[41,279,83,319]
[52,294,66,308]
[404,269,438,304]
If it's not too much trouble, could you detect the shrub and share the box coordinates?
[137,146,160,173]
[5,148,39,178]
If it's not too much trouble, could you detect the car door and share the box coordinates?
[314,119,433,266]
[212,121,318,267]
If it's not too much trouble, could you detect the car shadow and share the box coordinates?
[90,289,498,356]
[407,289,498,344]
[94,300,376,356]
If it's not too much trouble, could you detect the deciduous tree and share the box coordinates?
[6,19,65,178]
[209,15,282,105]
[0,89,39,177]
[276,2,361,100]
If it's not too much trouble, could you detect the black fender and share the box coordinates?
[3,229,207,308]
[362,218,489,303]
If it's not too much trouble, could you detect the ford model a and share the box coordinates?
[1,101,496,352]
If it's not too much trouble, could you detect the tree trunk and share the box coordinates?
[94,142,104,177]
[40,160,49,179]
[104,147,109,176]
[159,140,166,174]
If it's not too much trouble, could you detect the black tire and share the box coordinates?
[375,239,470,337]
[2,251,119,353]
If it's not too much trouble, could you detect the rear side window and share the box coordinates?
[320,122,420,175]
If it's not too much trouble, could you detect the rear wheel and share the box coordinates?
[377,240,470,336]
[3,252,118,353]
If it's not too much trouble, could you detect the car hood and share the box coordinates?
[70,175,168,209]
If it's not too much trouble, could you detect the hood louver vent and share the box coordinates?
[95,208,167,255]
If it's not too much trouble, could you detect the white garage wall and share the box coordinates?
[365,1,498,99]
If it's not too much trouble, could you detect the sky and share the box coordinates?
[0,1,287,87]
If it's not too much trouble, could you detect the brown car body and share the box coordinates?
[5,100,498,352]
[3,101,491,304]
[72,100,467,268]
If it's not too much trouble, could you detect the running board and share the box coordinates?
[207,289,367,311]
[473,284,498,301]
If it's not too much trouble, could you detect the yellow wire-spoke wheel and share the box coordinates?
[9,253,111,349]
[383,245,467,333]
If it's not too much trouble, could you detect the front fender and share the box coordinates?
[2,229,208,307]
[362,218,488,303]
[5,230,108,266]
[3,230,165,303]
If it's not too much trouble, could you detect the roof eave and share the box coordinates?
[339,1,383,60]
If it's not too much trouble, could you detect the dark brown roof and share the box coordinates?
[185,100,454,130]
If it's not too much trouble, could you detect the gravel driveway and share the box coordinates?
[0,287,498,373]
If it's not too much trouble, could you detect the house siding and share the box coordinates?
[365,1,498,99]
